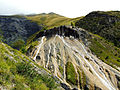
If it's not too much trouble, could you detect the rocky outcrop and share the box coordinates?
[0,16,42,45]
[34,26,91,45]
[115,75,120,89]
[60,83,71,90]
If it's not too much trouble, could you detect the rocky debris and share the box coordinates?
[60,83,71,90]
[115,75,120,89]
[0,16,42,45]
[28,35,120,90]
[94,85,102,90]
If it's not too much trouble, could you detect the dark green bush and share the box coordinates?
[66,62,77,85]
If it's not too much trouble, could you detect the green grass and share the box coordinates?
[66,62,77,85]
[0,42,58,89]
[77,68,86,89]
[26,13,83,29]
[26,40,39,53]
[59,65,64,74]
[89,34,120,70]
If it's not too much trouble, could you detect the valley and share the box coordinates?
[0,11,120,90]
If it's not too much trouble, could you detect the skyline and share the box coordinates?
[0,0,120,18]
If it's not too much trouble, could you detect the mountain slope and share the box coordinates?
[0,16,42,49]
[0,11,120,90]
[88,33,120,68]
[0,42,61,90]
[75,11,120,47]
[26,26,120,90]
[26,13,83,29]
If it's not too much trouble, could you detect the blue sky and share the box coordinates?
[0,0,120,18]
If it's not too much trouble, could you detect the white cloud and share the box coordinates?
[0,0,120,17]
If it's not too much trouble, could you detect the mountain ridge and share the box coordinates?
[75,11,120,47]
[25,13,83,29]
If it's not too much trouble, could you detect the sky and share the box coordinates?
[0,0,120,18]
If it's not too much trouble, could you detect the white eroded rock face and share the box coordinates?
[29,35,120,90]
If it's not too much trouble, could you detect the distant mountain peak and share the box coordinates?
[48,12,56,15]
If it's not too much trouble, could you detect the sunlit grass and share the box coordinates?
[26,13,83,29]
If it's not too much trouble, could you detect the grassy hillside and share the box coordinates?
[89,33,120,70]
[75,11,120,48]
[26,12,83,29]
[0,42,59,89]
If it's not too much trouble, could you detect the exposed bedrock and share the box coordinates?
[34,26,91,43]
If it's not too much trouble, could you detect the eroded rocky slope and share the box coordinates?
[27,26,120,90]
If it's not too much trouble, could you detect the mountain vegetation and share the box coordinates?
[89,33,120,69]
[66,62,77,85]
[75,11,120,47]
[0,16,42,49]
[0,11,120,90]
[26,12,83,29]
[0,42,60,89]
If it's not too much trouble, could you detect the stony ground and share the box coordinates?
[29,35,120,90]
